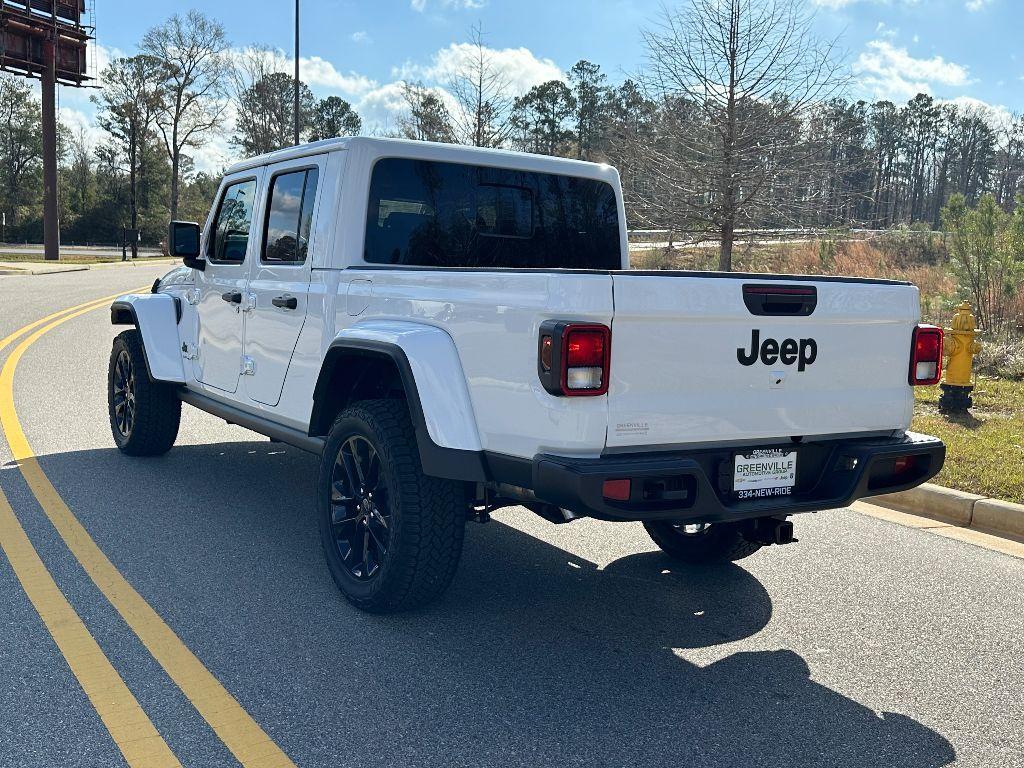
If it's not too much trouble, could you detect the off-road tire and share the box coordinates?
[107,329,181,456]
[643,520,762,563]
[318,399,467,613]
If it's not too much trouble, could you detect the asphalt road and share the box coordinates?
[0,265,1022,768]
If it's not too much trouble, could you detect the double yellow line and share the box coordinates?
[0,293,297,767]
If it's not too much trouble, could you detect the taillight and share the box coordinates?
[538,321,611,396]
[909,325,943,386]
[893,455,918,475]
[602,479,631,501]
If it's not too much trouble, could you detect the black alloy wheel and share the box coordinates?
[317,399,467,613]
[112,348,137,438]
[329,435,392,581]
[107,329,180,456]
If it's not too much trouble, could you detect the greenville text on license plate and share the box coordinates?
[734,450,797,499]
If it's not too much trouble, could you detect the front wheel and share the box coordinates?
[317,399,467,613]
[643,520,762,563]
[107,329,181,456]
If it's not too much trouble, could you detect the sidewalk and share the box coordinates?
[0,258,176,275]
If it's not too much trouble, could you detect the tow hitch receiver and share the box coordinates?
[744,517,797,546]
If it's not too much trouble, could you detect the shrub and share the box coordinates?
[941,193,1024,334]
[874,225,948,267]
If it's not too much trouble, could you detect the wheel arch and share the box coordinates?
[109,294,186,383]
[310,324,486,482]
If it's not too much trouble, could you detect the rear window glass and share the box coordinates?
[263,168,320,264]
[364,158,621,269]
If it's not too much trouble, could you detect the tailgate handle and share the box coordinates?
[743,284,817,317]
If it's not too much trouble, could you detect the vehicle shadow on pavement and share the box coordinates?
[28,441,956,768]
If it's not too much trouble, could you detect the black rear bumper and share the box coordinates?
[527,432,944,523]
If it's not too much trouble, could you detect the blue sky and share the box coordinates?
[56,0,1021,171]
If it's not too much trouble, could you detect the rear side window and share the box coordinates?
[363,158,621,269]
[263,168,320,264]
[209,178,257,264]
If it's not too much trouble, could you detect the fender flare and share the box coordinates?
[110,294,186,383]
[311,321,486,482]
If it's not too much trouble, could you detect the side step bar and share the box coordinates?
[179,389,325,456]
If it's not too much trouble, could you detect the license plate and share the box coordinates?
[733,449,797,500]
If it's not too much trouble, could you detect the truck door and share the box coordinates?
[243,156,324,406]
[194,171,263,395]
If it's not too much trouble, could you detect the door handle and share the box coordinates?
[272,295,298,310]
[221,291,242,304]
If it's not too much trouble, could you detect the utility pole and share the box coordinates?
[41,39,60,261]
[294,0,300,146]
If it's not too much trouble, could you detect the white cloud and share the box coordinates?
[351,41,562,138]
[300,56,377,96]
[58,106,106,150]
[45,37,561,173]
[855,39,973,101]
[411,0,487,10]
[350,31,371,44]
[815,0,992,9]
[874,21,898,40]
[397,42,563,96]
[943,96,1014,132]
[811,0,920,8]
[354,81,411,134]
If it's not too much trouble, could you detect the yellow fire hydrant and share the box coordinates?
[939,301,981,413]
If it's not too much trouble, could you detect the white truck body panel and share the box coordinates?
[342,268,615,457]
[607,274,918,448]
[112,294,186,383]
[124,137,923,466]
[333,320,482,452]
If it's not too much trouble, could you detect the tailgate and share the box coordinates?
[607,274,919,449]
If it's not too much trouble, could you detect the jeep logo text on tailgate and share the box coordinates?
[737,329,818,371]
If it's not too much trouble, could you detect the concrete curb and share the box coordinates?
[26,265,90,275]
[872,483,1024,542]
[972,499,1024,540]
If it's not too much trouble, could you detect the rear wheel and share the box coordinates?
[107,329,180,456]
[643,520,762,563]
[318,399,467,613]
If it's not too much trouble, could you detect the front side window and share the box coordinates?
[209,178,258,264]
[263,168,320,264]
[363,158,621,269]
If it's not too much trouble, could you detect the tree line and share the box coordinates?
[0,1,1022,268]
[0,10,363,249]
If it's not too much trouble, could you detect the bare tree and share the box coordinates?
[447,24,515,148]
[230,46,314,155]
[637,0,846,270]
[995,114,1024,211]
[399,82,456,143]
[64,125,95,217]
[143,11,231,221]
[93,55,165,257]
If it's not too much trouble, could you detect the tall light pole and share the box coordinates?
[294,0,300,146]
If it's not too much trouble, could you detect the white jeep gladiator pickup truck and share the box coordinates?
[108,136,946,613]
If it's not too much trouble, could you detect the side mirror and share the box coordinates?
[168,221,205,271]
